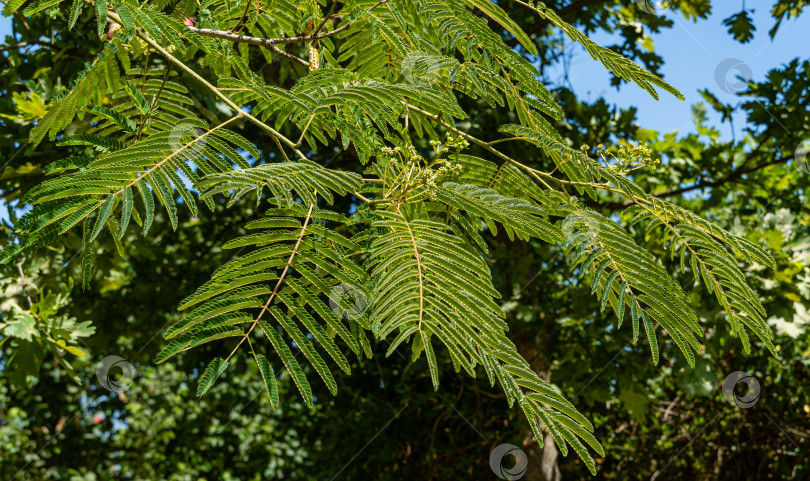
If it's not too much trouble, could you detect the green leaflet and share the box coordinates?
[259,321,313,408]
[270,307,338,396]
[642,312,659,365]
[119,187,133,238]
[149,172,177,230]
[170,204,365,406]
[155,325,244,363]
[81,217,95,289]
[43,155,92,175]
[113,4,135,37]
[437,183,564,244]
[365,209,598,468]
[255,354,280,408]
[1,0,27,16]
[89,196,115,242]
[197,358,228,397]
[169,296,265,338]
[95,0,107,37]
[57,134,124,152]
[600,271,619,312]
[198,161,363,206]
[123,80,150,115]
[421,330,439,391]
[83,106,138,132]
[137,180,155,235]
[24,0,62,16]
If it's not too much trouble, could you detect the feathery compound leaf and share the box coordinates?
[522,2,683,101]
[564,210,701,366]
[437,183,564,243]
[367,208,599,465]
[29,45,119,146]
[626,201,775,355]
[16,115,254,247]
[172,202,366,405]
[463,0,537,55]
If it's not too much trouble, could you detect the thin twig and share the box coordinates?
[107,10,310,159]
[16,262,34,307]
[135,64,174,139]
[188,23,352,47]
[230,0,253,34]
[269,44,308,67]
[187,0,389,48]
[404,102,558,191]
[0,40,56,51]
[13,12,35,42]
[117,114,242,195]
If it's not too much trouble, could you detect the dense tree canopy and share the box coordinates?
[0,0,808,479]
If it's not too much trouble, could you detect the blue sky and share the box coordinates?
[542,3,810,139]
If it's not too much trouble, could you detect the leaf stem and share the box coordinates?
[116,114,242,195]
[224,202,315,363]
[393,203,424,332]
[108,9,309,160]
